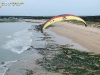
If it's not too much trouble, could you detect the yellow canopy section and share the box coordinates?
[64,16,87,25]
[42,15,87,32]
[42,16,64,31]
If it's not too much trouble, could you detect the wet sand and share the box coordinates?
[5,53,62,75]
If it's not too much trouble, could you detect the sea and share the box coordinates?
[0,21,89,75]
[0,22,45,75]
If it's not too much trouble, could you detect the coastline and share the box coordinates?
[4,19,100,75]
[23,19,100,54]
[4,22,63,75]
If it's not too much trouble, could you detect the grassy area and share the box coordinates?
[37,43,100,75]
[50,48,100,75]
[0,19,19,22]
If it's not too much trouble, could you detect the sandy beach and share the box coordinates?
[23,19,46,23]
[50,22,100,54]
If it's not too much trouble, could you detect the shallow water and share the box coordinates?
[0,22,44,75]
[0,22,34,62]
[0,22,89,75]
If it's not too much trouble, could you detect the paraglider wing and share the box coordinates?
[42,16,64,31]
[42,14,87,32]
[64,15,87,27]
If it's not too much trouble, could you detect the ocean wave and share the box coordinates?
[0,60,17,75]
[2,29,33,54]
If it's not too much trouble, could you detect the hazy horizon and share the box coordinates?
[0,0,100,16]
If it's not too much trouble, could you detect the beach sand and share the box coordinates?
[51,22,100,54]
[23,19,46,23]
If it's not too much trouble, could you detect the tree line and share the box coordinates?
[0,15,100,22]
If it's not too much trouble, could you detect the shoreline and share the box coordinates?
[22,19,47,23]
[4,20,100,75]
[23,19,100,54]
[4,24,64,75]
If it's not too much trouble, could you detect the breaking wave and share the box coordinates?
[0,60,17,75]
[2,29,33,54]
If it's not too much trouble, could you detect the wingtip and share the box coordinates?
[85,24,87,27]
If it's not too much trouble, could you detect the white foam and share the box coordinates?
[6,36,11,38]
[0,60,17,75]
[2,29,33,54]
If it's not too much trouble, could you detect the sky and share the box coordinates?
[0,0,100,16]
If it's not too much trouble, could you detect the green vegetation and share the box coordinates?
[0,19,19,22]
[1,15,100,28]
[37,43,100,75]
[0,15,100,21]
[81,16,100,22]
[50,48,100,75]
[0,16,53,19]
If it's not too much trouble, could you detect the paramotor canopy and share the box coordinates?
[42,14,87,32]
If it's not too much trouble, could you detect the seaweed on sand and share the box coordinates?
[38,44,100,75]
